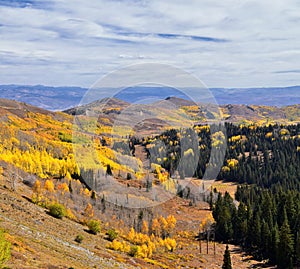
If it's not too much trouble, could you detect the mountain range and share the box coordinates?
[0,84,299,111]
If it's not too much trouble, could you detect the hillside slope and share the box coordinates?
[0,170,272,269]
[0,99,279,268]
[64,96,300,127]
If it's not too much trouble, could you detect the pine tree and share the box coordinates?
[106,164,112,176]
[278,219,294,269]
[261,220,271,258]
[234,202,247,245]
[222,245,232,269]
[295,231,300,267]
[270,223,279,264]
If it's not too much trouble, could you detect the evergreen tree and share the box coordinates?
[295,232,300,267]
[261,220,271,258]
[222,245,232,269]
[106,164,112,176]
[278,219,294,269]
[270,223,279,264]
[234,202,247,245]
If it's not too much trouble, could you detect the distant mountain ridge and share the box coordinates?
[212,86,300,107]
[0,84,86,111]
[0,84,299,110]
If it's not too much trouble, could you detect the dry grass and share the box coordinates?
[0,173,274,269]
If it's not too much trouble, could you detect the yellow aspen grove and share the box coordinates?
[107,240,130,253]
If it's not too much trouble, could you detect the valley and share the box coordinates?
[0,96,299,269]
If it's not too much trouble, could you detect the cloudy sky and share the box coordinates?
[0,0,300,88]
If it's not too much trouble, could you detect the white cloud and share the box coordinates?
[0,0,299,87]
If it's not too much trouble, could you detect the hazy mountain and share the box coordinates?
[0,84,87,111]
[212,86,300,106]
[0,84,299,110]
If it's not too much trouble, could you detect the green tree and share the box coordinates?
[295,231,300,267]
[129,245,139,257]
[261,220,271,258]
[213,192,235,242]
[88,219,101,235]
[222,245,232,269]
[106,164,112,176]
[234,202,247,245]
[75,234,84,244]
[278,219,294,269]
[107,229,118,241]
[48,203,66,219]
[0,229,11,268]
[270,223,279,264]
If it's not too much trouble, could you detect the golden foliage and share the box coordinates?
[66,208,77,221]
[107,240,130,253]
[221,166,230,173]
[57,182,69,194]
[44,179,54,192]
[265,132,273,138]
[227,158,238,168]
[229,135,242,142]
[84,203,94,219]
[159,237,177,252]
[151,163,170,184]
[33,180,41,194]
[141,220,149,235]
[211,131,225,148]
[151,218,161,236]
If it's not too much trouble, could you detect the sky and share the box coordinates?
[0,0,300,88]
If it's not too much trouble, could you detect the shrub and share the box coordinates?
[128,245,139,257]
[48,203,66,219]
[0,229,11,267]
[88,220,101,235]
[75,234,83,243]
[126,173,132,180]
[107,229,118,241]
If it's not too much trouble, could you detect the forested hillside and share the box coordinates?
[1,97,300,268]
[142,122,300,268]
[212,124,300,269]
